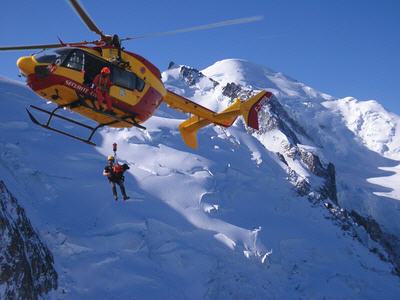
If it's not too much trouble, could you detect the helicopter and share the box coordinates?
[0,0,273,149]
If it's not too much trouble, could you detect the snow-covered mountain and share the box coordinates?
[1,58,400,299]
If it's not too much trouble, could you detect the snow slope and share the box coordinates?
[202,59,400,236]
[1,58,400,299]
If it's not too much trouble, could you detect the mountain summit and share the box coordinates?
[202,59,334,100]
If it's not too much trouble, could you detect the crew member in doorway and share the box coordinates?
[93,67,113,113]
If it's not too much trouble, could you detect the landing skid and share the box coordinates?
[26,104,146,146]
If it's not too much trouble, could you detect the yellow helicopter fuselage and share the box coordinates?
[17,46,166,128]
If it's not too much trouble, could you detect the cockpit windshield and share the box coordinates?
[34,48,71,64]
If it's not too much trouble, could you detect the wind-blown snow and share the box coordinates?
[1,56,400,299]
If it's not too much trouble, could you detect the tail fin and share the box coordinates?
[174,91,272,149]
[240,90,273,130]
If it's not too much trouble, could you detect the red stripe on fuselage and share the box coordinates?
[27,73,65,91]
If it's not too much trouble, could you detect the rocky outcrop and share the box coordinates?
[222,82,253,100]
[179,66,218,87]
[349,210,400,275]
[265,97,311,143]
[0,180,58,299]
[298,149,338,203]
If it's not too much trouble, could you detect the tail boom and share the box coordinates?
[164,90,273,148]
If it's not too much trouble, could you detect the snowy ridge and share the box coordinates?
[1,57,400,299]
[202,59,333,100]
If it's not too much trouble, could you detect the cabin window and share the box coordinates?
[62,50,85,71]
[111,67,135,90]
[136,76,145,92]
[111,66,145,92]
[34,49,70,64]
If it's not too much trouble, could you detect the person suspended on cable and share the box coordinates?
[103,154,130,201]
[93,66,114,114]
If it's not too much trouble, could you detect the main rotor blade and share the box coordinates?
[0,40,99,51]
[0,44,65,51]
[68,0,105,38]
[122,15,263,41]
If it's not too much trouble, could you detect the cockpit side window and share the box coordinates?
[62,50,85,71]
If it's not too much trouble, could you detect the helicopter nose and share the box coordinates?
[16,56,36,76]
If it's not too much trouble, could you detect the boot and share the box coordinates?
[120,185,129,201]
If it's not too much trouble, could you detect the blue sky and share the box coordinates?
[1,0,399,114]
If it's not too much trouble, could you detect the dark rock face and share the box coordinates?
[321,201,400,275]
[321,163,337,203]
[222,82,253,100]
[298,150,338,203]
[266,97,311,143]
[0,180,58,299]
[179,66,218,87]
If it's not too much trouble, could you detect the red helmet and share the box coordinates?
[101,67,110,74]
